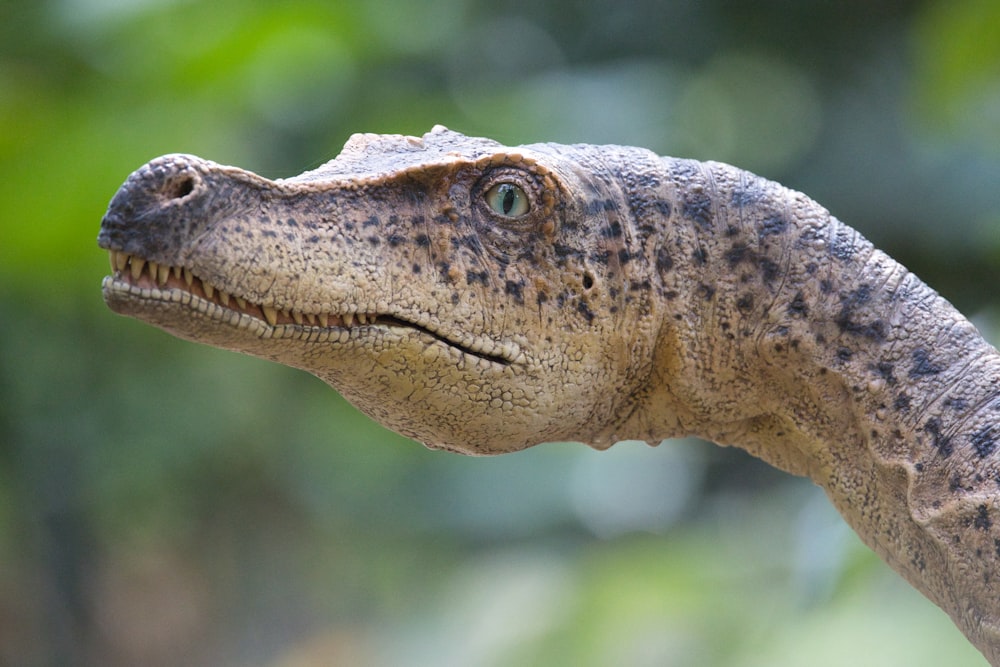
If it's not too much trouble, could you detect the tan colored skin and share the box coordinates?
[99,127,1000,664]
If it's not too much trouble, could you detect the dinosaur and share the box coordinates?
[98,126,1000,664]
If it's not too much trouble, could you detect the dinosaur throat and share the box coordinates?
[103,250,517,366]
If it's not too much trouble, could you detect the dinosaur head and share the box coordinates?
[98,127,664,453]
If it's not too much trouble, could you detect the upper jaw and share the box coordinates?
[102,249,524,367]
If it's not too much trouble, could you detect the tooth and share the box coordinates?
[305,313,317,325]
[262,305,278,326]
[156,263,170,286]
[172,265,182,279]
[130,257,146,280]
[183,268,194,286]
[280,309,291,321]
[292,310,303,325]
[344,313,355,328]
[203,282,214,299]
[147,261,159,280]
[218,291,230,306]
[114,251,128,271]
[235,297,247,310]
[318,313,329,327]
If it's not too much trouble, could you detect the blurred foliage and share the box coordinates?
[1,0,998,665]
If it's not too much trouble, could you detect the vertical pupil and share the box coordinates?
[502,186,516,214]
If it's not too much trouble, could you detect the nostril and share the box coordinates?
[163,175,196,200]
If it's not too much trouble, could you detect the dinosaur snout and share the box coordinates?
[97,154,229,261]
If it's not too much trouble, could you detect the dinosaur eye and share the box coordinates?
[484,182,530,218]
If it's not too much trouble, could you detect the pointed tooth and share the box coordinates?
[183,268,194,286]
[156,263,170,286]
[344,313,355,328]
[108,251,117,273]
[262,305,278,326]
[235,297,247,310]
[172,265,182,279]
[305,313,317,325]
[203,282,215,299]
[218,291,230,307]
[318,313,329,327]
[292,310,303,325]
[281,309,291,321]
[114,251,128,271]
[130,257,146,280]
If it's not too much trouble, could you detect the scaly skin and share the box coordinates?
[98,126,1000,664]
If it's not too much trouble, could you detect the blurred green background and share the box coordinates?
[2,0,999,665]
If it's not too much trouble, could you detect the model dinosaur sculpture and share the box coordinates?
[98,126,1000,664]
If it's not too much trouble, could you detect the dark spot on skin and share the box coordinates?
[656,246,673,274]
[589,250,611,265]
[910,349,943,378]
[536,292,548,306]
[308,235,320,243]
[759,258,781,283]
[262,230,277,238]
[629,279,652,292]
[683,192,713,229]
[835,284,886,341]
[412,263,421,274]
[915,462,925,472]
[451,292,460,305]
[820,279,833,294]
[725,225,739,237]
[725,243,749,266]
[343,222,355,232]
[830,227,856,260]
[837,347,853,362]
[577,300,595,323]
[875,361,897,386]
[387,233,405,247]
[466,270,488,286]
[505,280,525,304]
[664,291,678,300]
[692,247,708,265]
[367,236,380,246]
[363,215,379,228]
[601,221,623,238]
[286,218,298,227]
[737,294,754,312]
[924,417,953,458]
[697,283,715,301]
[415,234,431,247]
[786,291,808,317]
[895,393,911,411]
[944,397,969,411]
[553,243,578,259]
[950,474,963,492]
[975,505,993,531]
[618,249,633,264]
[759,213,789,238]
[731,186,763,208]
[972,427,997,458]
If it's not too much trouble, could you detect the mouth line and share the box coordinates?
[104,250,516,366]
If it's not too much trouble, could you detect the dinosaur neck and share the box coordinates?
[626,160,1000,661]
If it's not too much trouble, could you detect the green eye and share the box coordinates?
[485,182,530,218]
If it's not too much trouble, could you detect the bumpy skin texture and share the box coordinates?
[99,127,1000,664]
